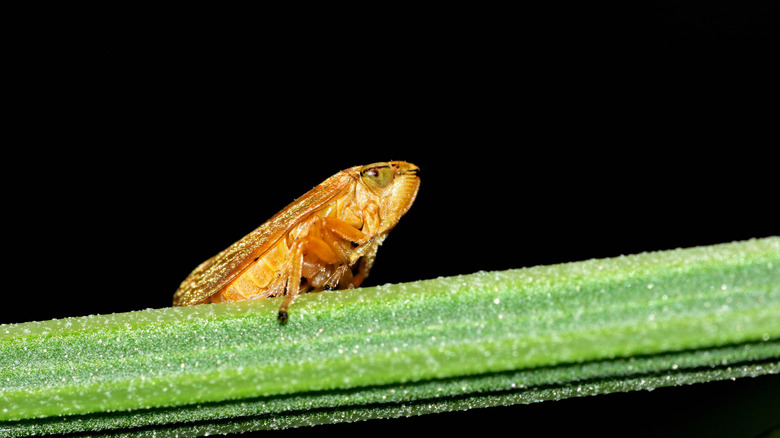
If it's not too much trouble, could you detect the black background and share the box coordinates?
[3,4,778,437]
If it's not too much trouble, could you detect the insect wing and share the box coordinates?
[173,170,357,306]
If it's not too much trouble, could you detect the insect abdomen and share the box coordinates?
[207,238,290,303]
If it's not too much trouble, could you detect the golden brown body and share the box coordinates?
[173,161,420,322]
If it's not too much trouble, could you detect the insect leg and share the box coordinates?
[321,216,367,243]
[277,239,304,323]
[305,236,342,264]
[277,234,343,322]
[348,236,384,288]
[360,202,381,236]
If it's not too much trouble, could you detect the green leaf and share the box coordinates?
[1,237,779,436]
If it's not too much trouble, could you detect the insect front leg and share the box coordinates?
[348,234,385,288]
[359,202,381,237]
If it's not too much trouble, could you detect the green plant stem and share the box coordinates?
[1,237,779,437]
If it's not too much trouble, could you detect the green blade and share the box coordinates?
[1,237,778,437]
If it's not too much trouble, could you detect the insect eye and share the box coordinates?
[360,163,393,187]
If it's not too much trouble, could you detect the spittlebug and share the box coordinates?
[173,161,420,322]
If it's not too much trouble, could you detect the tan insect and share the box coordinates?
[173,161,420,322]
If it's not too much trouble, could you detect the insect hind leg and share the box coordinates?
[277,239,305,323]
